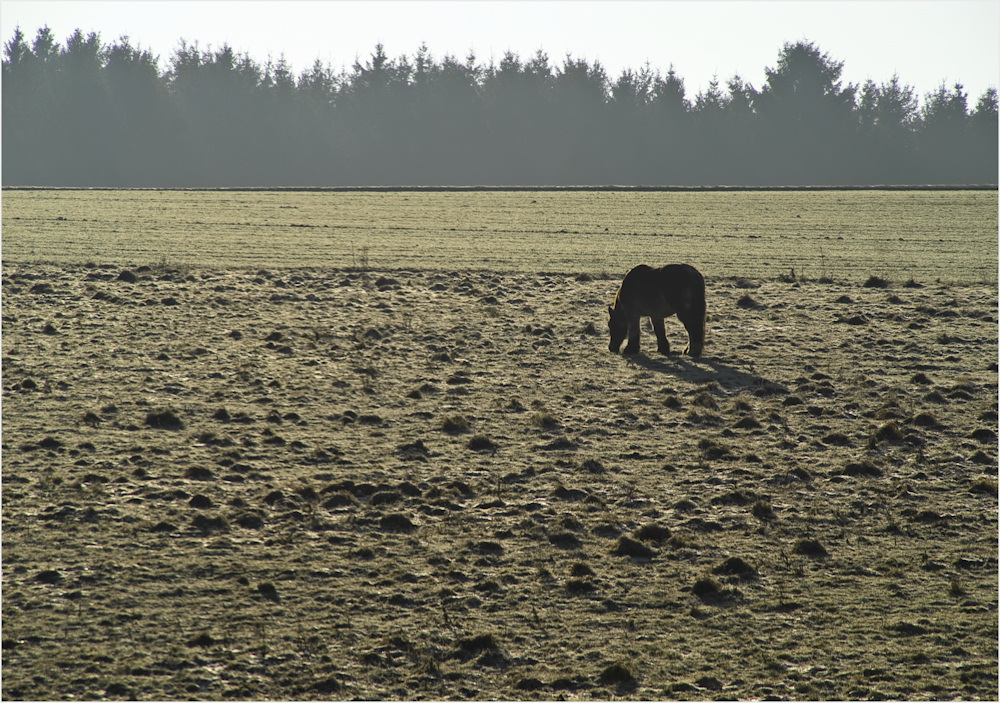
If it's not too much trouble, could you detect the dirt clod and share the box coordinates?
[612,536,655,560]
[34,569,63,585]
[713,556,759,580]
[257,582,281,603]
[145,409,184,430]
[598,661,638,688]
[380,513,417,533]
[794,538,829,558]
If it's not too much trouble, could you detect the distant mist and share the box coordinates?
[3,28,997,187]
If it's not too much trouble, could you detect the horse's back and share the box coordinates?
[657,263,703,286]
[656,264,704,305]
[619,263,703,316]
[623,263,702,285]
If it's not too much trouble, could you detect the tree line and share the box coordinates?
[3,26,997,187]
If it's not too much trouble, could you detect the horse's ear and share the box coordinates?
[607,305,613,317]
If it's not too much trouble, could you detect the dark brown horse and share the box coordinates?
[608,264,706,356]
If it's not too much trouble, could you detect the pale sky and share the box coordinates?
[1,1,997,102]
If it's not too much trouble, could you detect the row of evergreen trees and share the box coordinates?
[3,26,997,187]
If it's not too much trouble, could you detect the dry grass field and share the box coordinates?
[2,188,997,281]
[1,189,997,701]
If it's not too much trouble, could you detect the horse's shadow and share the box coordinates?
[624,353,788,394]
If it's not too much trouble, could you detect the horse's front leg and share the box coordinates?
[651,318,671,355]
[623,316,642,354]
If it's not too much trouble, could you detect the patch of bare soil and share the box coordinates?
[2,263,997,701]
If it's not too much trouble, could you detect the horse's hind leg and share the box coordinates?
[677,313,703,357]
[651,318,671,354]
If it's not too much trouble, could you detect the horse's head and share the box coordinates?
[607,304,628,353]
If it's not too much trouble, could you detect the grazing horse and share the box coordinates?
[608,264,706,357]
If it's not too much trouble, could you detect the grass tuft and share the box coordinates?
[868,421,905,448]
[863,274,891,288]
[467,434,498,452]
[439,413,471,434]
[598,661,638,688]
[530,412,560,431]
[145,409,184,430]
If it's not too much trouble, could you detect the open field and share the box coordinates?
[2,189,998,700]
[2,189,997,282]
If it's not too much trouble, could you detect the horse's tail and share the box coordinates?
[683,267,707,357]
